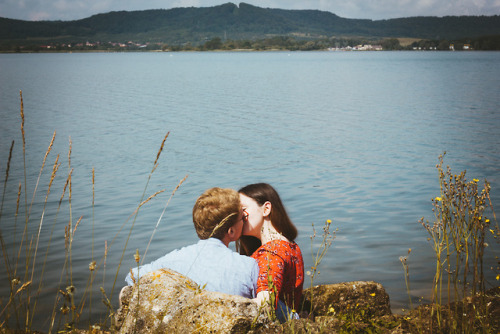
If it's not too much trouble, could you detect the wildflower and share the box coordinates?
[328,306,335,314]
[473,179,479,183]
[326,219,332,224]
[306,271,311,276]
[496,274,499,281]
[370,293,376,297]
[435,197,442,201]
[485,219,490,223]
[490,229,495,235]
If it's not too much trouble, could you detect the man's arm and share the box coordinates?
[125,253,171,285]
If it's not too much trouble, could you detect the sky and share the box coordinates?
[1,0,499,21]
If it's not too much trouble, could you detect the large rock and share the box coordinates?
[301,281,392,317]
[115,269,269,333]
[116,270,393,333]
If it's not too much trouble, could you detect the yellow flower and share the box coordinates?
[329,307,335,313]
[435,197,442,201]
[370,293,376,297]
[496,274,500,281]
[491,229,495,235]
[473,179,479,183]
[326,219,332,223]
[485,219,490,223]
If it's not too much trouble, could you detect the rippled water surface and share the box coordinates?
[1,51,499,328]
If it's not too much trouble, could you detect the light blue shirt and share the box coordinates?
[125,238,258,298]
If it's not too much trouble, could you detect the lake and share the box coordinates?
[0,51,499,330]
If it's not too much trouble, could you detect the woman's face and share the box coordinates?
[239,193,266,238]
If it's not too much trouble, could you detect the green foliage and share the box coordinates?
[380,38,401,50]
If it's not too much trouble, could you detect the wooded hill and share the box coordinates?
[1,2,499,46]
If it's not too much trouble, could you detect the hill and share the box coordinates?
[1,2,499,47]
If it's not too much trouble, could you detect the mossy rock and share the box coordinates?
[301,281,392,318]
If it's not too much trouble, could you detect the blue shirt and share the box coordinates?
[125,238,258,298]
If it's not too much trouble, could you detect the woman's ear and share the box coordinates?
[262,201,271,217]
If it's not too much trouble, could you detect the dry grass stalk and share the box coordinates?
[3,140,14,185]
[68,137,72,201]
[59,169,73,206]
[138,189,166,209]
[72,216,83,237]
[153,131,170,167]
[28,131,57,220]
[174,174,188,193]
[0,141,14,242]
[141,174,188,263]
[16,281,32,295]
[16,182,21,216]
[89,167,96,325]
[30,155,61,283]
[19,91,25,153]
[129,269,136,285]
[103,240,108,286]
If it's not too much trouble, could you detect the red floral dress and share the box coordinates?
[251,239,304,310]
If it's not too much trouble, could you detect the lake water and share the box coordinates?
[1,51,499,330]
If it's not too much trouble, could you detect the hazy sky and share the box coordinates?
[1,0,499,21]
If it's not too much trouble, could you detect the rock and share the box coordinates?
[115,269,269,333]
[301,281,392,317]
[116,271,393,333]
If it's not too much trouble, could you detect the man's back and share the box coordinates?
[126,238,258,298]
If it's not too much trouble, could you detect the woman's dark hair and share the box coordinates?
[237,183,297,256]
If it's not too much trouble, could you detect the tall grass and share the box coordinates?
[0,91,186,333]
[305,219,336,315]
[407,152,498,333]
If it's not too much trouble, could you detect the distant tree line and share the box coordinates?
[3,34,499,53]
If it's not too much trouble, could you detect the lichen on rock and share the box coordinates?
[115,269,269,333]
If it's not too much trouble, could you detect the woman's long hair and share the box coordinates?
[237,183,297,256]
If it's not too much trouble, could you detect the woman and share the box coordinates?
[238,183,304,319]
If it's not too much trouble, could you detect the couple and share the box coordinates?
[125,183,304,321]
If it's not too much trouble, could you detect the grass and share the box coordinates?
[1,92,499,333]
[412,152,499,333]
[0,91,185,333]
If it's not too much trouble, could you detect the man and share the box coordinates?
[125,187,258,298]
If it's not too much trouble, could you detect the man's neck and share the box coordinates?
[220,235,230,247]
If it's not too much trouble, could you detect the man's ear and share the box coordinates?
[227,226,235,238]
[262,201,271,217]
